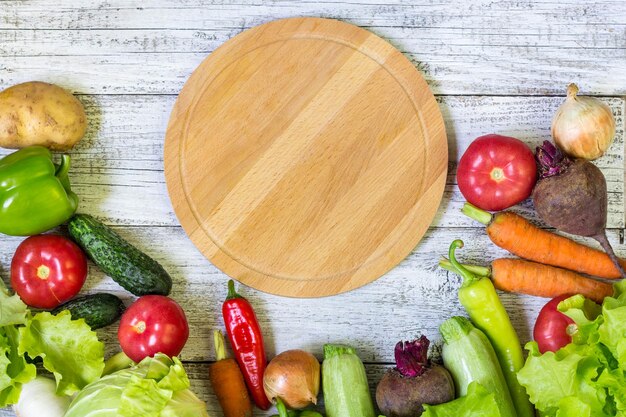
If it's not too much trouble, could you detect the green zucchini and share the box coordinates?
[322,344,375,417]
[52,293,125,329]
[440,316,517,417]
[68,214,172,296]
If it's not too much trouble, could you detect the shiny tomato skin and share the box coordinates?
[534,295,576,353]
[118,295,189,362]
[11,235,88,309]
[457,134,537,211]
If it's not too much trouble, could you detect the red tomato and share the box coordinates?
[534,295,576,353]
[11,235,88,309]
[457,134,537,211]
[118,295,189,362]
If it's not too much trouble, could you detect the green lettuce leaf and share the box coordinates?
[0,326,36,407]
[18,310,104,395]
[0,281,28,327]
[422,382,501,417]
[519,282,626,417]
[517,341,606,416]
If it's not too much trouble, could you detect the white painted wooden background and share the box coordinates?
[1,0,626,415]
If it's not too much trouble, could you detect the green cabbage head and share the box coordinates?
[64,353,209,417]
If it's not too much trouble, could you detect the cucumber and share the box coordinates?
[52,293,125,329]
[68,214,172,296]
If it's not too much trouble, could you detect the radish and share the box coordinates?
[532,141,626,278]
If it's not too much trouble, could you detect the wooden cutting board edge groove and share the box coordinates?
[164,17,448,298]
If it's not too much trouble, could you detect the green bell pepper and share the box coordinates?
[0,146,78,236]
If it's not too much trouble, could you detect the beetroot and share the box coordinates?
[375,336,455,417]
[532,141,626,278]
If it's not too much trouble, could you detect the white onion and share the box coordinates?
[552,83,615,160]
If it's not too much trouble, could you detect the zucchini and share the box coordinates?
[52,293,125,329]
[322,344,375,417]
[68,214,172,296]
[440,316,517,417]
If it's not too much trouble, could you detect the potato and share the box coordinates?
[0,81,87,150]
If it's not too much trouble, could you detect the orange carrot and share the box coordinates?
[209,330,253,417]
[440,257,613,304]
[463,202,626,279]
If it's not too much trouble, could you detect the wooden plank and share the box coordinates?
[1,1,625,95]
[3,94,622,227]
[1,226,622,363]
[0,222,621,415]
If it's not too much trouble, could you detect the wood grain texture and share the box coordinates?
[1,1,625,416]
[1,94,616,229]
[1,1,625,95]
[165,17,447,297]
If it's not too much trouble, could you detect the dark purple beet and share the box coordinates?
[532,141,626,278]
[375,336,455,417]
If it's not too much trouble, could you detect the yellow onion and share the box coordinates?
[552,83,615,160]
[263,349,320,409]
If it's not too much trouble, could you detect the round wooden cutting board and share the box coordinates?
[164,17,447,297]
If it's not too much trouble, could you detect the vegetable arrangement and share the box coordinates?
[463,202,626,279]
[517,284,626,417]
[0,77,622,417]
[442,241,534,417]
[0,81,200,415]
[438,82,621,416]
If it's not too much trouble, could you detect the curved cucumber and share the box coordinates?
[68,214,172,296]
[52,293,125,329]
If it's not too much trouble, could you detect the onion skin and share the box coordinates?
[552,83,615,160]
[263,349,320,409]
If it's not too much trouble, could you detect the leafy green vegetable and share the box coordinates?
[0,282,35,407]
[422,382,502,417]
[18,310,104,396]
[64,354,208,417]
[0,326,36,406]
[518,281,626,417]
[0,280,28,327]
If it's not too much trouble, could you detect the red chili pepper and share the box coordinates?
[222,279,272,410]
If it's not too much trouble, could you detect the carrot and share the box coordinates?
[209,330,253,417]
[463,202,626,279]
[440,257,613,304]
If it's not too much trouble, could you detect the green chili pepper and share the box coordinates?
[0,146,78,236]
[444,240,534,417]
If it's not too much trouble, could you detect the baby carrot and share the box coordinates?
[463,202,626,279]
[209,330,253,417]
[440,257,613,304]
